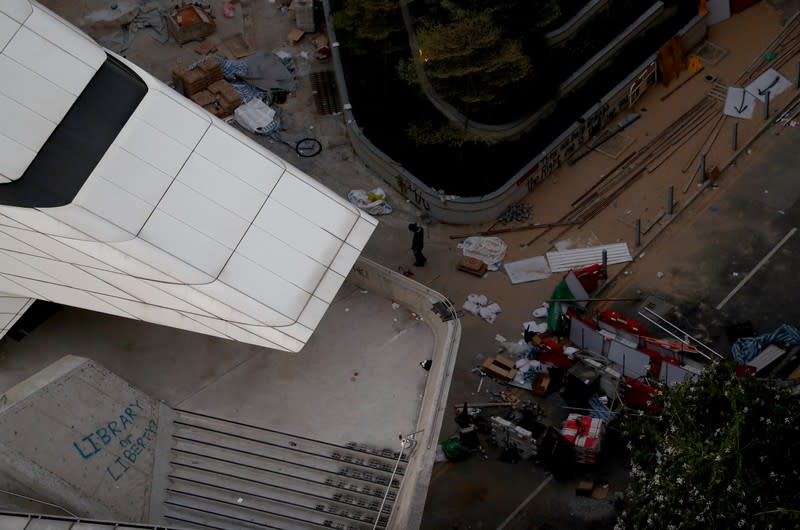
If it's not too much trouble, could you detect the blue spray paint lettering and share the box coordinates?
[103,419,158,482]
[72,400,145,460]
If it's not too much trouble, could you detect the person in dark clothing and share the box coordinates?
[408,223,426,266]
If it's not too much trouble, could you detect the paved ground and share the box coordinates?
[606,124,800,354]
[0,283,431,449]
[13,1,800,529]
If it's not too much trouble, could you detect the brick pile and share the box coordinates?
[172,59,223,96]
[173,59,241,118]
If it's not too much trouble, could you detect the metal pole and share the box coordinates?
[642,306,724,359]
[764,90,770,120]
[602,249,608,279]
[667,186,674,215]
[637,312,712,361]
[700,153,706,183]
[732,122,738,151]
[635,218,641,247]
[796,59,800,89]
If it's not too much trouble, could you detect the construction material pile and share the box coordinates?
[173,59,242,118]
[560,414,605,464]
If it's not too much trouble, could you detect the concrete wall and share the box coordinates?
[0,355,161,522]
[678,13,709,52]
[326,2,707,224]
[347,257,460,530]
[545,0,611,46]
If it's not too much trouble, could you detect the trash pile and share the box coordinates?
[458,237,507,269]
[462,294,502,324]
[438,256,730,483]
[348,188,393,216]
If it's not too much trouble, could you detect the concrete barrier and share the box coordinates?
[0,355,162,521]
[545,0,611,46]
[325,3,708,224]
[347,257,460,530]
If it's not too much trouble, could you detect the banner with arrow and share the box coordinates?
[745,68,791,103]
[724,86,756,119]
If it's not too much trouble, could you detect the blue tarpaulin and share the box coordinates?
[732,324,800,364]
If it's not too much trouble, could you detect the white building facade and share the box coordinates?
[0,0,376,351]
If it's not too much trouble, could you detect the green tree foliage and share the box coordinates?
[333,0,403,52]
[417,12,529,110]
[619,362,800,530]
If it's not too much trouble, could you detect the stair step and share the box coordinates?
[168,465,387,515]
[160,410,399,530]
[164,499,288,530]
[172,439,400,490]
[171,431,401,486]
[165,485,380,530]
[173,410,406,465]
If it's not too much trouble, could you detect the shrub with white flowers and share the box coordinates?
[617,362,800,530]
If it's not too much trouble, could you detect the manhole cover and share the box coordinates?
[310,70,342,115]
[694,40,728,66]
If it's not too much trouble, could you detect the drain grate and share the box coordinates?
[694,40,727,66]
[310,70,342,115]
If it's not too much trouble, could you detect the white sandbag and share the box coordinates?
[522,321,548,333]
[502,341,531,356]
[467,293,488,306]
[532,304,548,318]
[479,302,502,324]
[515,358,531,369]
[462,300,481,315]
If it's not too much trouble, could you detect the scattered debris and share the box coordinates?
[496,203,532,224]
[348,188,392,215]
[504,255,551,284]
[732,324,800,364]
[458,237,507,266]
[223,33,256,59]
[457,256,488,277]
[482,354,517,381]
[462,294,502,323]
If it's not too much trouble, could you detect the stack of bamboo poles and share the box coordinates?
[522,13,800,248]
[681,11,800,184]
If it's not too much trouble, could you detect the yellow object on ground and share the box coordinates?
[687,54,704,73]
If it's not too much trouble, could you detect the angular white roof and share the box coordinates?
[0,1,377,351]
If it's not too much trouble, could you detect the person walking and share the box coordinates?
[408,223,426,266]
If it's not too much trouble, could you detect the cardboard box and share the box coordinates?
[288,28,305,44]
[482,355,517,381]
[531,372,551,396]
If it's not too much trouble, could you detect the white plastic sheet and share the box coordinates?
[347,188,392,215]
[459,236,507,265]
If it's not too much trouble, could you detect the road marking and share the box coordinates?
[496,474,553,530]
[716,227,797,310]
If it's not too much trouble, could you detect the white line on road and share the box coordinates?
[716,227,798,310]
[496,474,554,530]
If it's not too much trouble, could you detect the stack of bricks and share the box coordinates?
[189,79,242,118]
[171,58,223,97]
